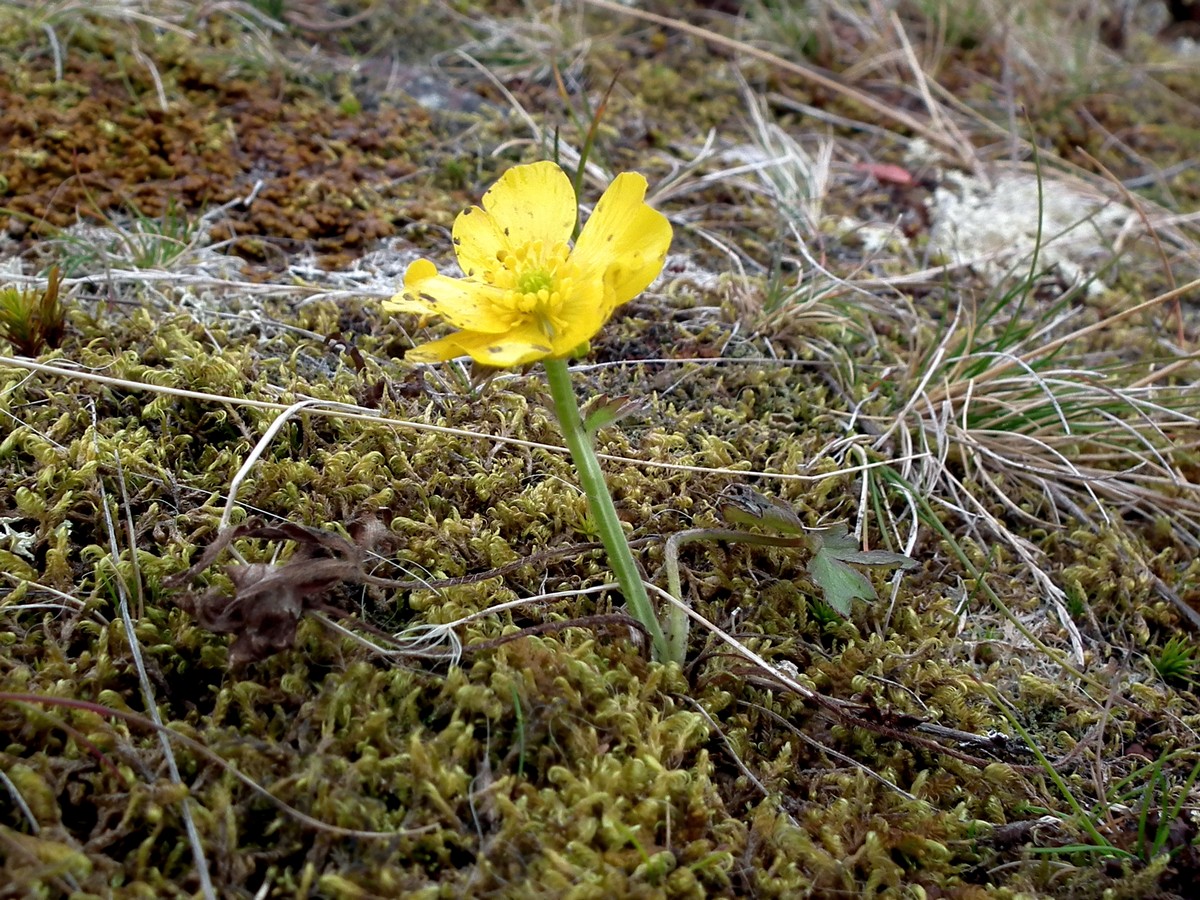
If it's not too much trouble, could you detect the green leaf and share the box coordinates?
[714,489,917,617]
[717,485,806,535]
[807,550,875,617]
[811,523,917,569]
[582,394,642,435]
[806,523,917,617]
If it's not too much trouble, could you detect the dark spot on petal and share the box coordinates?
[504,227,510,236]
[462,209,473,216]
[453,237,461,245]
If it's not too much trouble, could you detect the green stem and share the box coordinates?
[542,357,672,662]
[664,528,808,663]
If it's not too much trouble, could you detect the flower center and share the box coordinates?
[489,240,574,339]
[517,270,553,295]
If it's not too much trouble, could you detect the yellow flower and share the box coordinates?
[385,161,672,367]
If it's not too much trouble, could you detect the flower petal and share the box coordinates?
[449,207,508,281]
[410,323,557,368]
[453,162,577,278]
[548,279,608,351]
[572,172,672,307]
[404,332,474,363]
[383,258,511,333]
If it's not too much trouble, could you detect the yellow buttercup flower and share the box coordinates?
[385,160,672,367]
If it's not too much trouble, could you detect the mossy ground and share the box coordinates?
[2,1,1200,897]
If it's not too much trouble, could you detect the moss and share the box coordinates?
[2,0,1200,897]
[0,16,429,271]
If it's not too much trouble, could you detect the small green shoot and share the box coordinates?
[1131,753,1200,863]
[510,683,526,780]
[1000,701,1135,862]
[1151,636,1198,684]
[808,598,846,629]
[0,266,65,356]
[1064,585,1087,621]
[581,394,643,436]
[50,198,200,275]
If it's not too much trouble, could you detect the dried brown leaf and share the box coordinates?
[167,518,390,665]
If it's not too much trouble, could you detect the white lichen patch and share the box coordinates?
[661,252,724,293]
[836,218,911,257]
[0,517,36,560]
[927,170,1134,291]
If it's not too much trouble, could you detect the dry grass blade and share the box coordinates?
[94,443,215,900]
[579,0,971,163]
[914,319,1200,540]
[835,269,1200,666]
